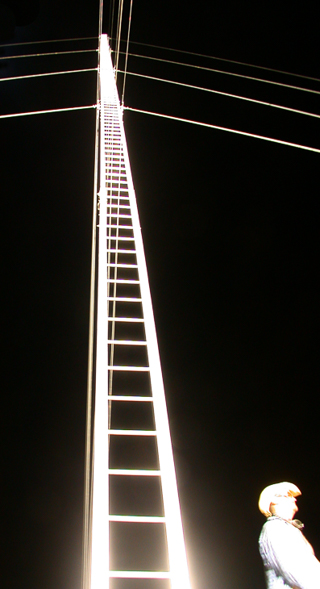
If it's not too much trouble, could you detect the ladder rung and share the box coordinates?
[107,175,127,179]
[107,317,144,322]
[107,209,130,213]
[107,172,126,175]
[106,279,140,284]
[107,340,146,345]
[106,250,136,255]
[108,197,130,201]
[108,196,130,201]
[107,236,135,240]
[107,204,130,209]
[109,571,170,579]
[108,194,129,198]
[107,366,149,371]
[108,395,152,401]
[106,172,127,176]
[108,189,128,194]
[106,180,127,183]
[108,429,156,436]
[106,263,137,268]
[106,194,129,198]
[109,469,160,476]
[107,297,141,302]
[106,178,127,182]
[108,188,129,192]
[106,186,129,190]
[107,195,128,199]
[106,225,132,230]
[107,214,131,218]
[109,515,165,523]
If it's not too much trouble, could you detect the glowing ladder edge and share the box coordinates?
[89,34,191,589]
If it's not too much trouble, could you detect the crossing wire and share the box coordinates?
[124,106,320,154]
[0,105,97,119]
[0,36,97,49]
[109,0,117,42]
[1,37,317,84]
[0,68,97,83]
[120,0,134,106]
[114,0,125,78]
[117,70,320,120]
[118,39,320,85]
[117,51,320,97]
[0,49,97,62]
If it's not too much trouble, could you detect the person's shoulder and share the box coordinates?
[261,517,294,537]
[262,515,287,529]
[266,516,285,522]
[263,516,291,527]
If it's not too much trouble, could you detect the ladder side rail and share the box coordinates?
[90,37,116,589]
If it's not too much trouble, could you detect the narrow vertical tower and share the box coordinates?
[89,35,191,589]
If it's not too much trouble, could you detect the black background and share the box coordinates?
[1,1,320,589]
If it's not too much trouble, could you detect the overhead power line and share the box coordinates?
[121,0,134,106]
[117,39,320,85]
[118,70,320,120]
[0,36,97,49]
[0,68,97,83]
[114,0,125,77]
[0,104,97,120]
[0,49,97,62]
[124,106,320,154]
[118,52,320,97]
[109,0,117,41]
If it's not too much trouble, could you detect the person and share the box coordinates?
[258,482,320,589]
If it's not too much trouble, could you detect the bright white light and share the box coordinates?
[89,34,192,589]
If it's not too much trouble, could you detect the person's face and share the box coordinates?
[271,495,298,521]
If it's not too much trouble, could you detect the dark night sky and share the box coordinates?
[1,2,320,589]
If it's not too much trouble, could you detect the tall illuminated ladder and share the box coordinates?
[89,35,191,589]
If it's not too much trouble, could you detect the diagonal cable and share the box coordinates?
[0,36,97,49]
[0,105,97,120]
[120,0,134,106]
[124,106,320,154]
[0,68,97,83]
[117,39,320,85]
[118,70,320,120]
[0,49,97,62]
[118,52,320,96]
[114,0,125,78]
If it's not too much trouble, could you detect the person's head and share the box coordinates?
[258,482,301,521]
